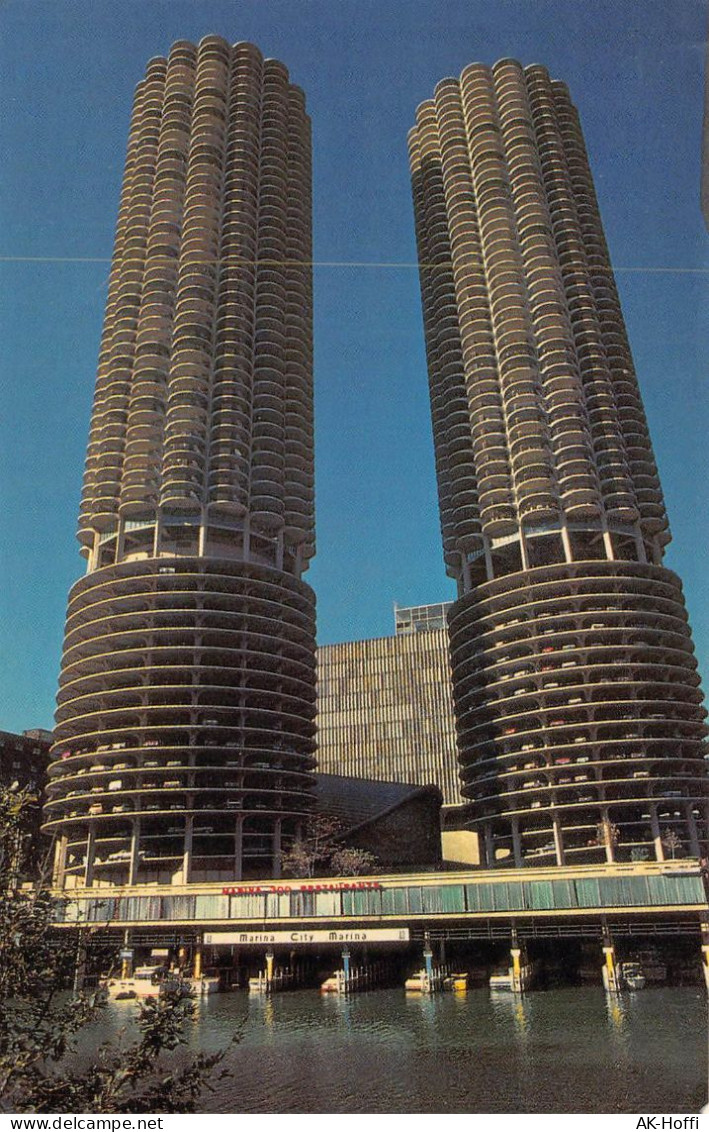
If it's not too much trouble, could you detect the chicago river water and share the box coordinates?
[92,986,707,1113]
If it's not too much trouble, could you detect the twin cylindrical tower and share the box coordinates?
[409,60,708,866]
[44,37,316,886]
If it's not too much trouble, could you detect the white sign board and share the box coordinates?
[203,928,411,946]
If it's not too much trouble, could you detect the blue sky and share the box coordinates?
[0,0,707,733]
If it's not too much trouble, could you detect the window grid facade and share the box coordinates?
[58,865,707,926]
[317,627,463,807]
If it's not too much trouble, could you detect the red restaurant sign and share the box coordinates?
[221,880,383,896]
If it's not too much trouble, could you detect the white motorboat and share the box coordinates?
[104,964,168,1000]
[620,962,646,990]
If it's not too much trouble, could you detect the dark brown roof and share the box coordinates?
[314,772,441,834]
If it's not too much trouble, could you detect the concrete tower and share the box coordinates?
[44,37,316,887]
[408,60,708,867]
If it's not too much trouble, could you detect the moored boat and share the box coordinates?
[248,969,296,993]
[104,964,172,1000]
[320,973,345,994]
[489,962,536,993]
[185,975,221,996]
[404,967,446,993]
[620,962,646,990]
[443,973,469,992]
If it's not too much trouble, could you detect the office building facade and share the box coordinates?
[316,606,463,807]
[1,729,53,863]
[43,37,316,886]
[394,602,452,636]
[1,729,53,792]
[409,60,708,865]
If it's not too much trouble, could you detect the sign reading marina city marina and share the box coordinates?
[203,928,411,946]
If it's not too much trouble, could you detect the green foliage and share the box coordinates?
[0,785,233,1114]
[14,989,232,1114]
[1,787,84,1105]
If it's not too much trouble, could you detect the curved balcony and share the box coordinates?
[44,557,316,886]
[447,559,709,866]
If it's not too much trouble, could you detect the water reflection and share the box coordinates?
[489,988,530,1040]
[250,992,276,1036]
[74,986,705,1113]
[319,991,354,1030]
[403,989,442,1032]
[604,991,628,1035]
